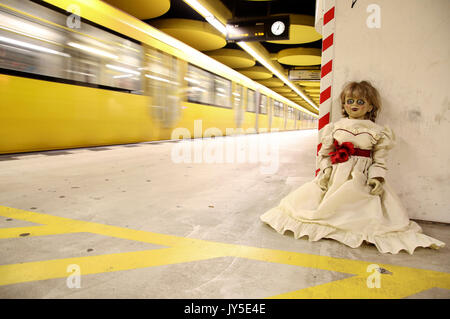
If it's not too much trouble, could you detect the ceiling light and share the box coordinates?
[184,0,227,36]
[238,42,318,111]
[65,70,96,77]
[113,74,133,79]
[106,64,140,75]
[68,42,118,59]
[183,0,213,19]
[205,16,227,36]
[0,35,70,57]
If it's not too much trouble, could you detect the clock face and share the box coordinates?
[271,21,285,36]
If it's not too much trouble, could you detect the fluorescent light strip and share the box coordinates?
[205,16,227,35]
[106,64,140,75]
[0,26,61,47]
[183,0,212,18]
[113,74,133,79]
[184,76,201,85]
[68,42,118,60]
[0,35,70,57]
[238,42,318,111]
[145,74,179,85]
[66,69,96,77]
[184,0,227,36]
[145,74,169,83]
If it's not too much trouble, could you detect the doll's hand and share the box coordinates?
[368,177,384,196]
[318,167,332,191]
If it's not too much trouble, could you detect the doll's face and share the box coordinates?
[343,95,373,120]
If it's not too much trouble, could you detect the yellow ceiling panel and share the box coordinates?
[298,81,321,87]
[282,92,299,98]
[238,66,273,80]
[278,48,321,66]
[206,48,255,69]
[104,0,170,20]
[304,87,321,93]
[272,86,293,93]
[256,78,285,87]
[149,19,226,51]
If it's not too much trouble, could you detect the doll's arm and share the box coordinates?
[368,177,384,195]
[318,167,332,191]
[316,123,335,190]
[368,127,395,194]
[317,123,335,173]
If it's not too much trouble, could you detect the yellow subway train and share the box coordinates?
[0,0,318,154]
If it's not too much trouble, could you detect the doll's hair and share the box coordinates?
[340,81,381,121]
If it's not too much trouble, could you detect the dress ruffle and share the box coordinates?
[260,206,445,255]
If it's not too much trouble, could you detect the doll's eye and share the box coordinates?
[346,99,354,104]
[357,99,365,105]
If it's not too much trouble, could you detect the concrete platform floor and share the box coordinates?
[0,130,449,299]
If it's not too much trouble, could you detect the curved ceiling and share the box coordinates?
[205,48,255,69]
[277,48,321,66]
[296,80,321,87]
[104,0,170,20]
[238,66,273,80]
[256,78,285,87]
[272,86,292,93]
[149,18,227,51]
[304,87,320,93]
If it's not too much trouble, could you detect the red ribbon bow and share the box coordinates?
[328,140,355,164]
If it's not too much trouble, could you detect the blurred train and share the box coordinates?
[0,0,318,154]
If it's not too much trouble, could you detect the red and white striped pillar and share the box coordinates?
[316,0,336,176]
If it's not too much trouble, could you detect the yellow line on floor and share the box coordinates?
[0,247,227,286]
[0,205,449,298]
[0,225,80,239]
[0,206,199,247]
[268,274,439,299]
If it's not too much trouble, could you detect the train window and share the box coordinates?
[259,94,267,114]
[144,47,181,126]
[186,64,213,105]
[273,100,282,117]
[0,0,143,93]
[214,75,231,108]
[233,84,243,109]
[287,106,294,119]
[186,64,231,108]
[247,89,256,112]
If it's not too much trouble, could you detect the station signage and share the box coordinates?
[288,66,321,81]
[226,15,290,42]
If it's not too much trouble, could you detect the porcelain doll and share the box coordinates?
[260,81,445,254]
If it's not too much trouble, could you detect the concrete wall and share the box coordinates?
[330,0,450,223]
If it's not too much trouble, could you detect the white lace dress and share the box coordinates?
[260,118,445,254]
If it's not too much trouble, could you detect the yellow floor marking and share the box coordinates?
[269,274,438,299]
[0,225,80,239]
[0,247,228,286]
[0,206,200,247]
[0,205,449,298]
